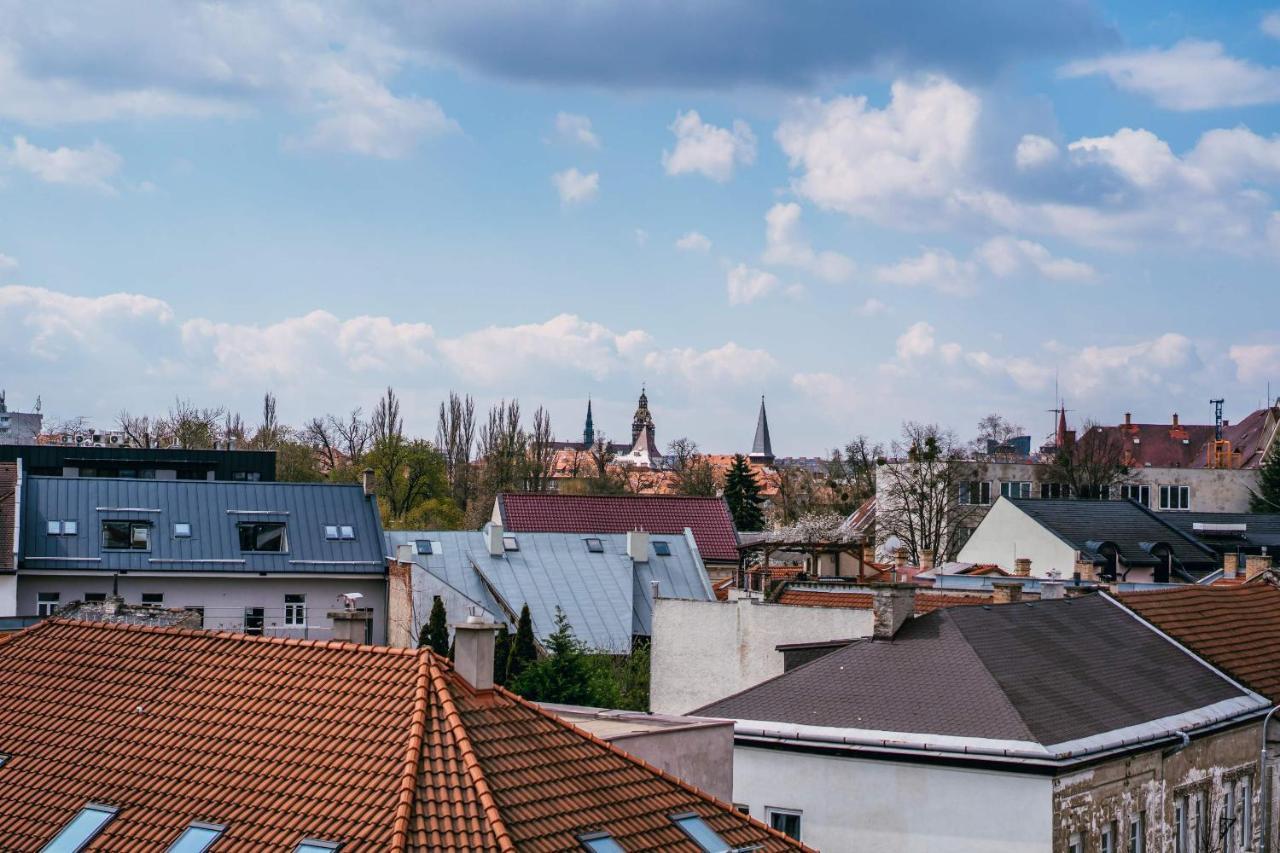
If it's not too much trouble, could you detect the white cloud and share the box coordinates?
[791,371,860,418]
[1068,128,1184,189]
[1063,333,1199,396]
[0,285,175,361]
[761,203,855,282]
[1229,343,1280,383]
[675,231,712,252]
[776,76,980,223]
[1061,40,1280,111]
[643,342,776,386]
[437,313,646,383]
[1015,134,1059,170]
[974,236,1095,281]
[963,350,1054,392]
[726,263,779,305]
[876,249,977,295]
[662,111,756,182]
[876,237,1094,294]
[552,167,599,204]
[298,64,456,158]
[896,321,936,360]
[1265,11,1280,40]
[554,112,600,148]
[856,297,887,316]
[0,254,17,274]
[6,136,122,191]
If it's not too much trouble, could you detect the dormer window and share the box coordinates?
[102,521,152,551]
[238,522,287,553]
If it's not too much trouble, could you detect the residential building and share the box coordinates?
[386,525,713,652]
[0,392,42,445]
[696,592,1273,853]
[11,472,388,641]
[0,441,275,481]
[493,491,741,578]
[0,616,801,851]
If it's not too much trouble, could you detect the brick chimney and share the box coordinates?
[872,584,916,640]
[1013,558,1032,577]
[991,582,1022,605]
[1171,413,1180,428]
[919,549,935,572]
[626,529,650,562]
[894,547,909,578]
[1245,553,1272,581]
[453,613,500,691]
[862,543,877,564]
[485,522,504,557]
[1223,553,1239,580]
[1124,412,1132,428]
[1074,554,1097,583]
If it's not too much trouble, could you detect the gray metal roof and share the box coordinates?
[22,476,386,574]
[386,529,713,653]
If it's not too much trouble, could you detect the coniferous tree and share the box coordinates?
[506,604,538,683]
[493,624,512,685]
[1252,444,1280,512]
[424,596,449,656]
[510,609,596,706]
[723,454,765,531]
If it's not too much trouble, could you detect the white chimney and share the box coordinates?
[627,529,650,562]
[453,612,499,691]
[396,543,415,564]
[486,522,504,557]
[1040,580,1064,601]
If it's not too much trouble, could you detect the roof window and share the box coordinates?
[579,831,626,853]
[173,523,192,538]
[416,540,434,555]
[503,535,519,552]
[41,803,118,852]
[670,813,731,853]
[324,525,339,540]
[295,841,342,853]
[652,540,671,557]
[165,822,225,853]
[339,525,354,540]
[585,538,604,553]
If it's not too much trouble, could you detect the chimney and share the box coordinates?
[894,547,909,578]
[872,584,916,640]
[328,608,371,644]
[1013,557,1032,577]
[991,582,1022,605]
[862,543,877,564]
[1074,554,1097,583]
[453,613,499,691]
[361,467,375,498]
[102,595,123,616]
[1223,553,1239,580]
[627,529,650,562]
[1245,553,1272,581]
[1124,412,1132,428]
[650,580,661,602]
[485,522,504,557]
[1040,580,1065,601]
[1171,413,1180,428]
[919,549,935,572]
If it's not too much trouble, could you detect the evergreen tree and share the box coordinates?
[510,608,596,706]
[506,604,537,683]
[723,453,765,531]
[423,596,449,656]
[493,624,512,685]
[1252,444,1280,512]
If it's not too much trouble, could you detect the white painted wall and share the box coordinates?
[734,744,1054,853]
[650,597,873,715]
[956,498,1077,578]
[0,574,15,618]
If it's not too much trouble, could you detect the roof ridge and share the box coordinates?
[499,491,724,501]
[431,660,515,851]
[938,609,1042,744]
[390,650,433,851]
[38,617,420,656]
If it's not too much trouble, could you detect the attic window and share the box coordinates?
[295,842,342,853]
[415,540,434,555]
[670,813,730,853]
[42,803,118,852]
[578,832,626,853]
[585,538,604,553]
[165,822,225,853]
[503,535,519,552]
[652,541,672,557]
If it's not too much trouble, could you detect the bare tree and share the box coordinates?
[588,432,616,480]
[370,387,403,445]
[222,412,247,448]
[973,413,1025,455]
[436,392,477,509]
[250,391,288,450]
[477,399,526,494]
[875,422,978,563]
[826,436,882,514]
[1045,420,1130,499]
[117,410,160,448]
[525,406,556,493]
[304,416,342,472]
[666,438,717,497]
[160,398,224,449]
[330,408,370,464]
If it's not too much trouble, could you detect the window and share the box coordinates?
[339,525,354,540]
[37,592,60,617]
[766,808,802,840]
[295,842,342,853]
[1240,776,1253,849]
[1100,819,1116,853]
[47,520,77,536]
[502,535,519,551]
[958,481,992,505]
[1130,811,1146,853]
[652,540,672,556]
[84,593,106,603]
[1192,790,1205,853]
[1001,481,1032,498]
[671,814,730,852]
[141,593,164,607]
[243,607,265,636]
[232,471,262,482]
[1225,784,1237,853]
[46,520,62,535]
[176,469,206,481]
[102,520,152,550]
[578,831,625,852]
[1160,484,1190,511]
[733,804,749,815]
[585,538,604,553]
[166,822,225,853]
[415,540,433,555]
[1175,796,1188,853]
[1067,833,1082,853]
[238,521,287,553]
[173,523,192,538]
[324,525,340,540]
[1040,482,1072,499]
[285,594,306,628]
[1121,484,1151,507]
[41,803,117,852]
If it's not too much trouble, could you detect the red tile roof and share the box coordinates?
[0,619,803,852]
[498,493,740,563]
[1116,582,1280,701]
[776,588,994,615]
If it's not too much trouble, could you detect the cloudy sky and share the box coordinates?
[3,1,1280,454]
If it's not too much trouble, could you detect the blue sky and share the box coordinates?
[3,0,1280,455]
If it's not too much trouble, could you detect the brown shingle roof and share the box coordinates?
[1116,582,1280,701]
[0,619,803,852]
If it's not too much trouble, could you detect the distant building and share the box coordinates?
[0,442,276,481]
[0,391,43,446]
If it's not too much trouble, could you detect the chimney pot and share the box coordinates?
[991,582,1022,605]
[1124,412,1132,427]
[627,529,650,562]
[1013,557,1032,577]
[872,584,916,640]
[1244,553,1272,581]
[650,580,661,601]
[361,467,375,498]
[894,547,908,568]
[1074,554,1097,583]
[485,522,504,557]
[452,618,499,690]
[1223,553,1239,579]
[1172,413,1180,428]
[862,543,877,564]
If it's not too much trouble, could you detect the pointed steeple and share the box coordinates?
[749,396,774,465]
[1056,404,1068,448]
[631,385,655,445]
[583,397,595,448]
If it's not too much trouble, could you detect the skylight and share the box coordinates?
[503,535,519,551]
[585,538,604,553]
[579,831,626,852]
[415,540,434,555]
[671,813,731,853]
[40,803,117,852]
[652,541,671,556]
[165,822,225,853]
[295,841,342,853]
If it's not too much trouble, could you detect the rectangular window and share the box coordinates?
[238,521,287,553]
[63,520,78,535]
[84,593,106,603]
[502,535,519,551]
[295,842,342,853]
[1000,481,1032,498]
[1225,785,1237,853]
[339,525,354,540]
[41,803,117,852]
[1121,484,1151,506]
[959,481,991,505]
[1130,811,1146,853]
[243,607,265,636]
[1067,834,1082,853]
[578,832,625,853]
[141,593,164,607]
[585,538,604,553]
[1160,484,1190,511]
[653,540,672,556]
[173,523,192,538]
[671,813,730,852]
[102,520,152,550]
[165,822,225,853]
[1040,482,1072,499]
[1175,797,1188,853]
[1240,776,1253,849]
[733,804,749,815]
[415,540,433,555]
[46,520,61,535]
[284,594,306,628]
[767,808,802,840]
[37,592,60,617]
[324,525,339,540]
[1100,819,1116,853]
[232,471,262,482]
[1192,791,1205,853]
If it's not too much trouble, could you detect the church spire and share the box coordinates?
[631,385,655,445]
[583,397,595,448]
[749,395,775,465]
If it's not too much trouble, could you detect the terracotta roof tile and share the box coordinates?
[0,619,801,852]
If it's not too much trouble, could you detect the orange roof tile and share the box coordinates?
[0,619,803,852]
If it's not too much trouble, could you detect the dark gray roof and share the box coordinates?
[750,397,773,461]
[1009,498,1216,570]
[22,476,385,574]
[1161,512,1280,552]
[696,595,1256,752]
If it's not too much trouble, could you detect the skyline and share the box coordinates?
[3,1,1280,453]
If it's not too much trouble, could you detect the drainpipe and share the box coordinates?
[1261,705,1280,853]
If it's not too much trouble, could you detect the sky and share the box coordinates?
[3,1,1280,456]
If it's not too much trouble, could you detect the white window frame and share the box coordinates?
[323,525,339,540]
[1160,484,1190,511]
[284,594,306,628]
[1100,820,1115,853]
[1067,832,1082,853]
[1130,811,1145,853]
[1121,484,1151,507]
[37,592,60,617]
[173,522,192,538]
[339,525,355,540]
[765,807,802,841]
[1001,481,1032,498]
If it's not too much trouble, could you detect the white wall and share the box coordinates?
[650,597,873,715]
[734,744,1053,853]
[956,499,1077,578]
[0,574,15,618]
